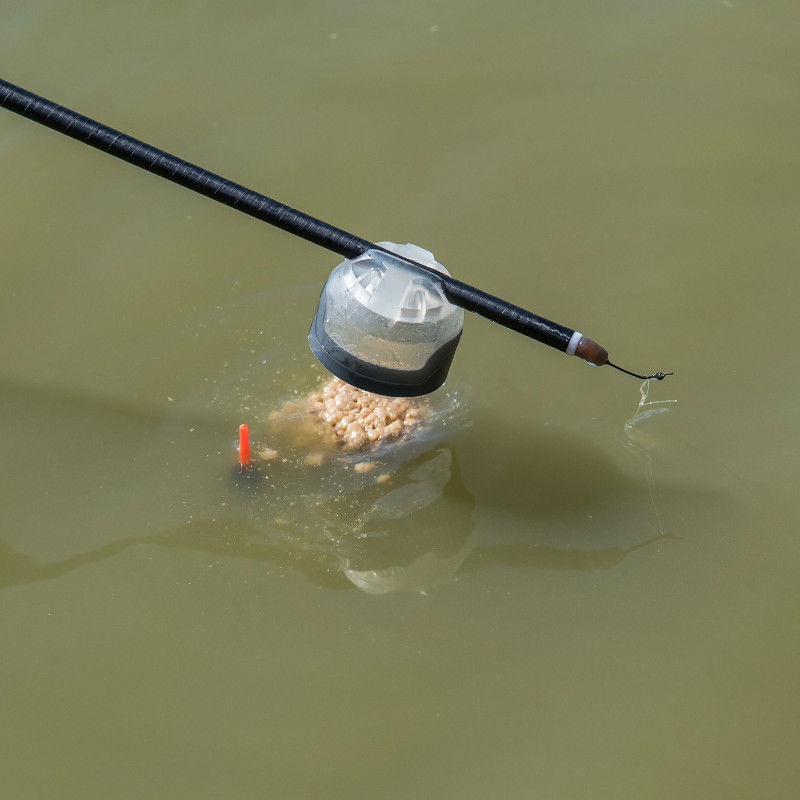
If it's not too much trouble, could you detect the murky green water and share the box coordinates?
[2,1,800,797]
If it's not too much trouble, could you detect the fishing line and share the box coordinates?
[625,379,679,537]
[608,362,673,381]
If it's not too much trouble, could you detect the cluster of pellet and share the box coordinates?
[305,377,428,451]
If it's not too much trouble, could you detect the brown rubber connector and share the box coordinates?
[574,336,609,366]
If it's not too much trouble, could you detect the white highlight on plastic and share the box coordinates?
[566,330,583,356]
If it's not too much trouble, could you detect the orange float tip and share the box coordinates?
[238,423,250,469]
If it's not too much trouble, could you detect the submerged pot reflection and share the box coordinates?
[1,429,678,596]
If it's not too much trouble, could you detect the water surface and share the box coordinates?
[2,1,799,797]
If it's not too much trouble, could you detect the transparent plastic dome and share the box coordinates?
[308,242,464,396]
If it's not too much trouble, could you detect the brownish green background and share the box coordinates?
[2,1,799,797]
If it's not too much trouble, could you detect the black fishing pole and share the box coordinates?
[0,77,670,383]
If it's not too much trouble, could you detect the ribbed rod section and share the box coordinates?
[0,77,575,352]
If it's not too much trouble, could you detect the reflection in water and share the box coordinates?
[461,533,676,574]
[624,379,679,451]
[0,536,138,590]
[623,379,680,536]
[1,367,701,596]
[0,440,677,594]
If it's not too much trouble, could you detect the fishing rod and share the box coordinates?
[0,77,671,392]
